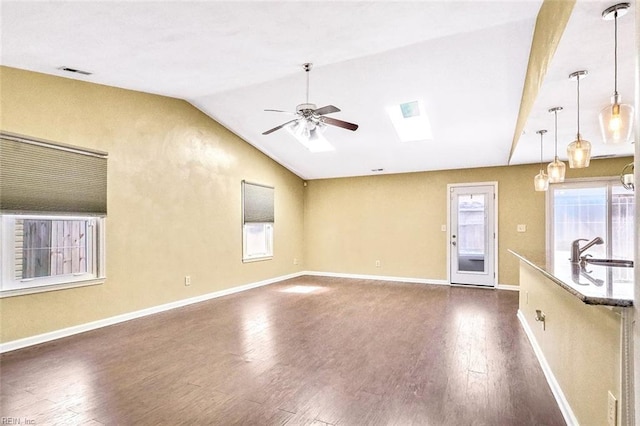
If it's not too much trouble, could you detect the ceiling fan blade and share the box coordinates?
[265,109,296,115]
[262,119,298,135]
[322,116,359,131]
[313,105,340,116]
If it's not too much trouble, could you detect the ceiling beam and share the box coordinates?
[508,0,576,163]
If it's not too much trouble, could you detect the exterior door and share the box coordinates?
[449,184,496,287]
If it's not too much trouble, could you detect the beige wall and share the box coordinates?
[304,157,632,285]
[0,66,305,342]
[518,262,622,425]
[0,65,632,344]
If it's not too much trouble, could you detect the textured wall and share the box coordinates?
[518,262,621,425]
[0,66,305,342]
[304,158,632,285]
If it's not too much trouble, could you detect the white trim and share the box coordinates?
[497,284,520,291]
[1,214,106,295]
[446,181,499,287]
[0,271,305,354]
[304,270,449,286]
[517,309,578,426]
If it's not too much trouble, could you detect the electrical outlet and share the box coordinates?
[375,260,381,268]
[441,224,446,232]
[526,291,529,305]
[184,276,191,286]
[517,224,527,233]
[293,258,298,265]
[607,391,617,426]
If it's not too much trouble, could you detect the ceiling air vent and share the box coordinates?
[58,66,92,76]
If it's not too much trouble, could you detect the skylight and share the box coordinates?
[386,100,433,142]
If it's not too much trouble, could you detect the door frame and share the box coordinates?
[446,181,499,287]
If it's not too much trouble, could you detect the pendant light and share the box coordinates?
[567,71,591,168]
[547,107,566,183]
[599,3,634,144]
[534,130,549,192]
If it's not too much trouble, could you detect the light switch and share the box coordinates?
[517,224,527,233]
[441,224,447,232]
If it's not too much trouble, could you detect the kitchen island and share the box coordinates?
[510,250,633,426]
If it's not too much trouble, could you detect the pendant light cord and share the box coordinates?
[614,10,618,95]
[540,132,544,168]
[554,110,558,158]
[576,75,580,137]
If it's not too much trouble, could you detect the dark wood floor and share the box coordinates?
[1,276,565,425]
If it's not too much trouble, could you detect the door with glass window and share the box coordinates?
[449,184,496,286]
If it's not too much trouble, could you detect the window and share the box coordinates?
[242,181,274,262]
[1,215,106,294]
[547,178,634,275]
[0,132,107,297]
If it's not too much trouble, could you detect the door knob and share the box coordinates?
[452,241,457,246]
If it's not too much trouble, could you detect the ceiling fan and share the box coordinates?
[262,63,359,137]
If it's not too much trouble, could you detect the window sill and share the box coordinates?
[0,278,105,299]
[242,256,273,263]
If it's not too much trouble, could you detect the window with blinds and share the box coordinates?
[0,133,107,297]
[242,181,274,262]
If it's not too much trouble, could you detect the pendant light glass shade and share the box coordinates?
[534,170,549,192]
[599,3,634,144]
[567,136,591,168]
[534,130,549,192]
[548,158,566,183]
[547,107,566,183]
[567,71,591,168]
[599,95,634,144]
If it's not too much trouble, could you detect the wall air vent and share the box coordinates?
[58,66,92,76]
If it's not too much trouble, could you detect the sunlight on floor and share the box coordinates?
[279,285,326,294]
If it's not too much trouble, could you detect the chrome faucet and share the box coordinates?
[570,237,604,263]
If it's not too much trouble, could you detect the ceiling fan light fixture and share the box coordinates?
[599,2,634,144]
[285,120,334,153]
[567,71,591,168]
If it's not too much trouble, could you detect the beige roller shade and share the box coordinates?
[0,132,107,214]
[242,181,274,223]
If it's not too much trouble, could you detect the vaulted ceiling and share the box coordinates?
[1,0,635,179]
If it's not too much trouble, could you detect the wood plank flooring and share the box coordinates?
[0,276,565,425]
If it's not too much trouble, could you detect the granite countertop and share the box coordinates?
[509,250,634,308]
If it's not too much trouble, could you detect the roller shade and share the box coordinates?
[242,181,274,223]
[0,133,108,214]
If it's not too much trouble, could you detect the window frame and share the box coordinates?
[242,222,274,262]
[546,176,634,265]
[0,213,106,298]
[241,181,274,263]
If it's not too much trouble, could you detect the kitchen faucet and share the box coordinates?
[570,237,604,263]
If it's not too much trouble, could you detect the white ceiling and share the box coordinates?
[1,0,635,180]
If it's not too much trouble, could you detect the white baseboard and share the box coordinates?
[497,284,520,291]
[0,271,305,354]
[0,271,519,354]
[305,271,520,292]
[517,310,578,425]
[303,270,449,286]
